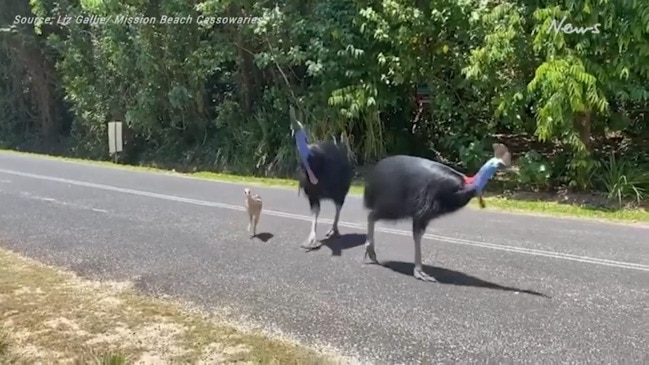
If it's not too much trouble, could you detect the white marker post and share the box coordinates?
[107,121,123,163]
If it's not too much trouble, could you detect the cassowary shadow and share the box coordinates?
[252,232,274,243]
[381,261,549,298]
[305,233,367,256]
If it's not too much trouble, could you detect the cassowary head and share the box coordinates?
[289,107,302,133]
[466,143,512,194]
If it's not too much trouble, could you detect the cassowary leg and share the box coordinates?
[412,222,436,282]
[301,204,321,249]
[247,213,253,236]
[364,212,378,264]
[325,203,342,239]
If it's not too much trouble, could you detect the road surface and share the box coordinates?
[0,152,647,364]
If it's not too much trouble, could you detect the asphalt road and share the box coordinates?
[0,152,648,364]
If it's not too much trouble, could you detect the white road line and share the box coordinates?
[16,191,108,213]
[1,167,648,272]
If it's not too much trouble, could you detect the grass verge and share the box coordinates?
[472,196,647,223]
[0,247,344,364]
[1,149,647,224]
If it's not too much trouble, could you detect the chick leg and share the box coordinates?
[412,221,436,282]
[324,203,342,239]
[363,212,378,264]
[301,204,320,249]
[252,213,259,237]
[247,213,253,236]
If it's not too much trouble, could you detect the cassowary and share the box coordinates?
[244,188,263,237]
[290,106,353,249]
[362,143,512,282]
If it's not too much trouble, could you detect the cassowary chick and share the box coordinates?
[244,188,263,238]
[362,143,512,282]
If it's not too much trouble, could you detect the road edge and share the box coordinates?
[1,149,647,226]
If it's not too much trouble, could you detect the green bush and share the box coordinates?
[516,150,552,190]
[597,153,649,206]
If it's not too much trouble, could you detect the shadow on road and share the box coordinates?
[306,233,367,256]
[381,260,550,298]
[253,232,274,242]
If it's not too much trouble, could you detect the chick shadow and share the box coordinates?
[252,232,274,243]
[381,261,550,298]
[305,233,367,256]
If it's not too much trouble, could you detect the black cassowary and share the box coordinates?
[290,107,353,249]
[362,143,512,282]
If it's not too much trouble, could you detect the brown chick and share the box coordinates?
[243,188,263,237]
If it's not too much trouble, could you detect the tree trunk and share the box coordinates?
[6,35,61,151]
[3,0,62,152]
[574,110,592,154]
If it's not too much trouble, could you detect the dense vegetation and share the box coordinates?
[1,0,647,206]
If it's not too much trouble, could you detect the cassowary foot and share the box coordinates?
[324,228,340,239]
[300,235,321,250]
[413,268,437,282]
[364,244,379,264]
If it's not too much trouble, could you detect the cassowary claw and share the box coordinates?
[302,242,322,250]
[364,245,378,264]
[301,236,321,250]
[413,268,437,282]
[324,228,340,239]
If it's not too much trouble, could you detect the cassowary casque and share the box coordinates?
[290,106,353,249]
[244,188,263,238]
[362,143,512,282]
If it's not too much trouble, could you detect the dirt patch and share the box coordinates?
[0,248,354,364]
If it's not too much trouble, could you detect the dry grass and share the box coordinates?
[0,248,350,364]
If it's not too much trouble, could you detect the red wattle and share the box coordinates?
[464,175,475,185]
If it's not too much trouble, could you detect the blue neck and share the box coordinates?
[294,129,311,164]
[470,158,499,191]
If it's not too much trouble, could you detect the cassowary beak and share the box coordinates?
[290,119,303,133]
[497,158,510,169]
[289,106,304,135]
[499,154,514,173]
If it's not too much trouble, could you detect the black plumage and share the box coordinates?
[298,141,353,209]
[362,144,512,282]
[290,107,353,249]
